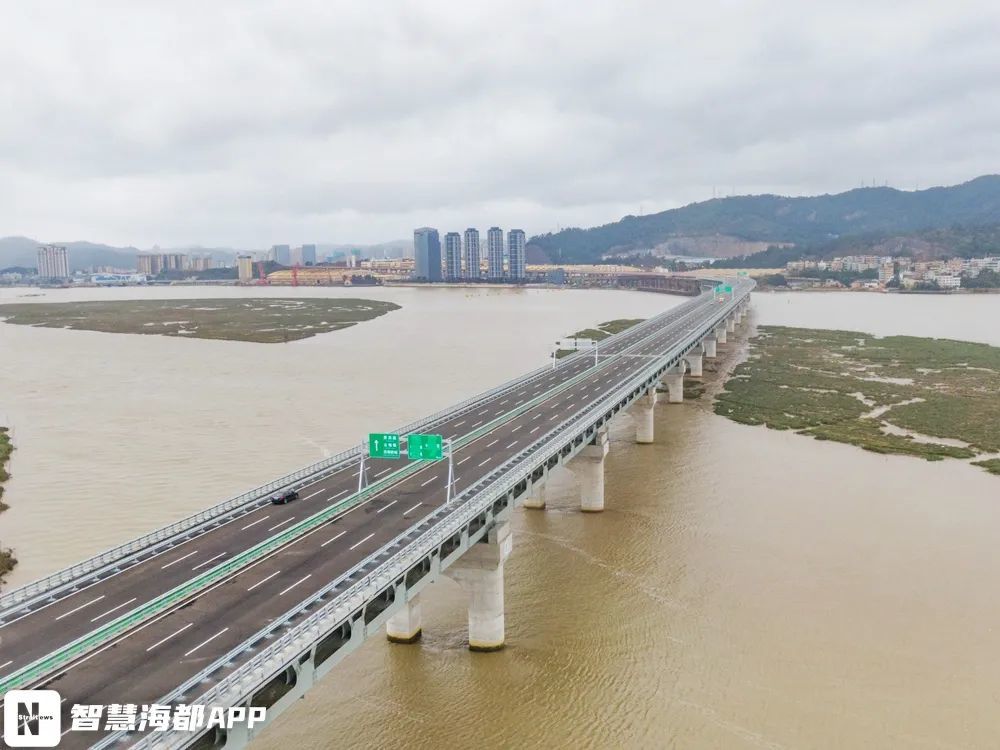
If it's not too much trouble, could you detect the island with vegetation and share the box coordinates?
[715,326,1000,475]
[1,426,16,584]
[554,318,643,358]
[0,298,401,343]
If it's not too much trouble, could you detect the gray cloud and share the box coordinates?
[1,0,998,247]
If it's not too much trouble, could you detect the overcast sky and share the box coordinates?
[2,1,998,249]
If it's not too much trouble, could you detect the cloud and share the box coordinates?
[1,0,998,247]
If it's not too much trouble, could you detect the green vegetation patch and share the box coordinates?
[715,326,1000,474]
[0,298,401,343]
[556,318,644,358]
[0,427,14,584]
[973,459,1000,476]
[0,426,11,512]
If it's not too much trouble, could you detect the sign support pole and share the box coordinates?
[358,443,367,493]
[445,439,457,503]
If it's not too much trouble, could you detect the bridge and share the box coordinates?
[0,279,753,749]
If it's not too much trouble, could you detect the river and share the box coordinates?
[1,287,998,749]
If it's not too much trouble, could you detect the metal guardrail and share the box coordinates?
[1,291,731,694]
[0,297,695,617]
[94,282,753,750]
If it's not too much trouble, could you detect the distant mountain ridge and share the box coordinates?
[527,175,1000,263]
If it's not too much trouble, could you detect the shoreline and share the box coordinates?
[0,426,16,585]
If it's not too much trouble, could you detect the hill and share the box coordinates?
[527,176,1000,263]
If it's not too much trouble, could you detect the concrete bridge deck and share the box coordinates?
[0,280,753,750]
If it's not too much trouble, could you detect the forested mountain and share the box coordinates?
[528,176,1000,263]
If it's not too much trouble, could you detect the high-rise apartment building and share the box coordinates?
[270,244,291,266]
[463,228,480,280]
[413,227,442,281]
[507,229,526,280]
[487,227,504,279]
[300,244,317,266]
[37,245,69,279]
[444,232,462,280]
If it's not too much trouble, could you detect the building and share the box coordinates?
[487,227,504,279]
[237,255,255,283]
[37,245,70,279]
[463,228,480,280]
[136,253,188,275]
[444,232,462,281]
[508,229,526,280]
[270,244,291,266]
[300,244,317,266]
[136,254,155,275]
[413,227,442,281]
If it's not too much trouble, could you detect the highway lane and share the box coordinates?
[43,293,731,750]
[0,292,716,678]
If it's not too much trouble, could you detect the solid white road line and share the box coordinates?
[376,500,398,514]
[349,533,375,551]
[191,552,226,571]
[146,622,194,652]
[279,575,312,596]
[241,515,270,530]
[161,550,199,569]
[247,570,281,592]
[268,517,295,532]
[54,595,106,621]
[403,502,422,516]
[321,531,347,547]
[90,597,138,623]
[183,627,230,657]
[420,475,438,487]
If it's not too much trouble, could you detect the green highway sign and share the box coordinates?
[369,432,401,459]
[723,285,733,293]
[407,433,444,460]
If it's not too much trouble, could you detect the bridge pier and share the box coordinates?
[446,522,512,651]
[715,324,728,345]
[683,349,703,377]
[661,364,686,403]
[726,316,736,334]
[703,336,718,358]
[573,427,609,512]
[630,389,657,443]
[523,483,546,509]
[386,593,422,644]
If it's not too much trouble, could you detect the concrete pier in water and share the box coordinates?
[446,522,513,651]
[386,594,422,643]
[573,427,609,512]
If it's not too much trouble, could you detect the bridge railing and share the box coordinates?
[96,282,752,750]
[0,291,710,617]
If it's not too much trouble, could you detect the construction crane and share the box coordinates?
[256,261,269,285]
[291,263,301,287]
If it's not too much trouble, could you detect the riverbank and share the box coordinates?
[0,297,400,343]
[1,426,16,584]
[715,326,1000,474]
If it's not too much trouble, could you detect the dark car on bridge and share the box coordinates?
[270,489,300,505]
